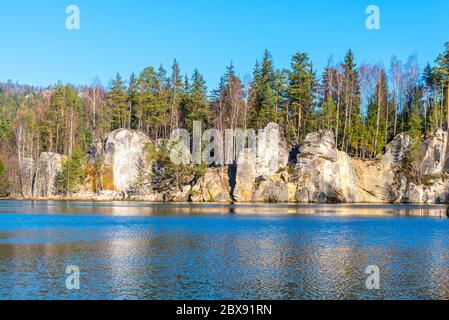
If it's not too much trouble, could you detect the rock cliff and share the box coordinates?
[293,131,367,203]
[19,157,34,198]
[32,152,64,198]
[16,127,449,204]
[87,129,150,197]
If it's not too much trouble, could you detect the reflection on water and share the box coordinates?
[0,200,449,300]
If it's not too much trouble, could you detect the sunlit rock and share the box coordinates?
[233,149,256,202]
[190,167,231,202]
[33,152,64,198]
[254,174,289,203]
[88,129,150,195]
[19,158,34,198]
[294,130,366,203]
[419,129,449,176]
[380,133,411,168]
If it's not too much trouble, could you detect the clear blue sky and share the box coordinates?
[1,0,448,90]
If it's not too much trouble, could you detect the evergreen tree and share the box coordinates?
[56,146,87,195]
[108,73,129,130]
[249,50,278,129]
[170,59,182,130]
[436,42,449,129]
[129,72,139,130]
[211,62,246,133]
[340,50,362,153]
[403,89,423,183]
[422,64,439,134]
[185,69,210,132]
[287,52,316,143]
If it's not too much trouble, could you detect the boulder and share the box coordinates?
[19,158,34,198]
[33,152,64,198]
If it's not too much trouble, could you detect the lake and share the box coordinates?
[0,200,449,300]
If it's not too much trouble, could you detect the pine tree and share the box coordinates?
[373,70,389,156]
[422,64,439,134]
[56,146,87,195]
[436,42,449,129]
[170,59,182,130]
[319,61,339,138]
[185,69,210,132]
[108,73,129,130]
[403,89,423,183]
[211,62,246,133]
[249,50,278,129]
[129,73,138,130]
[287,52,316,143]
[340,50,361,153]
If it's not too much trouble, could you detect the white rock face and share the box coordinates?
[419,129,449,176]
[233,149,256,202]
[294,130,366,203]
[255,123,289,177]
[19,158,34,198]
[402,180,449,204]
[93,129,150,194]
[380,133,411,168]
[353,159,407,203]
[33,152,64,198]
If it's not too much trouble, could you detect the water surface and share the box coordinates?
[0,200,448,300]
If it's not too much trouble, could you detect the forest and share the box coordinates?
[1,42,449,197]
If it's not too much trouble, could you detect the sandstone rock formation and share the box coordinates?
[380,133,411,168]
[233,149,256,202]
[294,131,366,203]
[19,158,34,198]
[88,129,150,195]
[419,129,449,177]
[254,123,290,177]
[33,152,64,198]
[353,133,410,203]
[17,125,449,204]
[190,167,231,202]
[254,174,289,203]
[401,180,449,204]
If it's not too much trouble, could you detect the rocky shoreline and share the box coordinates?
[12,128,449,204]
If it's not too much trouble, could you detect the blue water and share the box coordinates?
[0,200,449,300]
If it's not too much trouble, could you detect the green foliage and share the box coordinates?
[108,73,130,130]
[0,159,8,197]
[287,52,316,142]
[0,118,11,143]
[4,43,449,197]
[402,94,424,183]
[56,147,87,195]
[182,69,210,132]
[145,141,206,194]
[250,50,279,129]
[47,85,85,154]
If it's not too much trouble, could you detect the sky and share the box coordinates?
[0,0,449,90]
